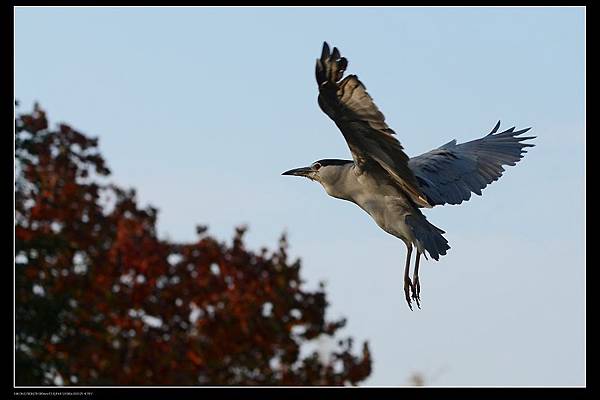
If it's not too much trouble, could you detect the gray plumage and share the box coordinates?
[283,42,535,309]
[409,121,535,206]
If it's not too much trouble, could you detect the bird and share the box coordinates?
[282,42,535,310]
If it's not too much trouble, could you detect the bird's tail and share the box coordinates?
[405,214,450,261]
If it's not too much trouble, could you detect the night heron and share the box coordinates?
[282,42,535,310]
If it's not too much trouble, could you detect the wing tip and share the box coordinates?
[321,41,330,61]
[488,120,501,135]
[331,46,341,60]
[488,122,535,140]
[316,42,349,85]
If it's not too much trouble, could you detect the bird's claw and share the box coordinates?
[404,277,414,311]
[411,278,421,309]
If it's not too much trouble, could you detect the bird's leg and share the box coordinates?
[403,244,413,311]
[412,250,422,309]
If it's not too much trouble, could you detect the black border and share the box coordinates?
[9,2,589,399]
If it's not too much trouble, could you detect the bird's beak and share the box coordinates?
[281,166,314,178]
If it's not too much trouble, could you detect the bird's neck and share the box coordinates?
[320,164,358,202]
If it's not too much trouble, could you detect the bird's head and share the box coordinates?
[282,159,352,187]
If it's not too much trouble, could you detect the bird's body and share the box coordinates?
[283,42,535,309]
[317,160,435,252]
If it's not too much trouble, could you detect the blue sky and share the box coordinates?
[15,7,585,386]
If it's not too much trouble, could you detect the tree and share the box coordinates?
[15,103,371,386]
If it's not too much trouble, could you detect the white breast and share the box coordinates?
[350,173,414,240]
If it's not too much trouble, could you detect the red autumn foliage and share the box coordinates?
[15,104,371,386]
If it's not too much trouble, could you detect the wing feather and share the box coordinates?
[315,42,431,208]
[408,122,535,207]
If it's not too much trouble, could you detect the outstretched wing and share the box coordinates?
[315,42,432,208]
[408,121,536,207]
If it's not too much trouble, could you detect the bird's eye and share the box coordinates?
[313,163,322,170]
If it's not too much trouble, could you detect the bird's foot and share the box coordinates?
[411,277,421,309]
[404,276,414,311]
